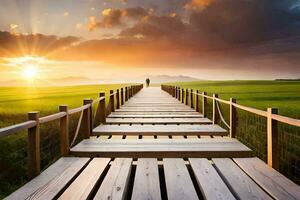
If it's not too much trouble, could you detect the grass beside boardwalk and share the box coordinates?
[170,80,300,184]
[169,80,300,118]
[0,84,131,198]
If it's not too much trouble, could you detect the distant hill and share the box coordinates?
[132,75,200,83]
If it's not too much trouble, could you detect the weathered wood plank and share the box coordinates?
[117,108,193,112]
[234,157,300,200]
[94,158,133,200]
[70,138,252,158]
[58,158,110,200]
[111,111,200,115]
[6,157,89,200]
[131,159,161,200]
[93,124,227,136]
[213,158,272,200]
[108,114,203,118]
[163,158,198,200]
[189,158,235,200]
[106,117,211,124]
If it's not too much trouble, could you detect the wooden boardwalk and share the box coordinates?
[6,87,300,200]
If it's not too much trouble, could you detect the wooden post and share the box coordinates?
[116,89,120,109]
[195,90,199,112]
[181,89,184,103]
[59,105,69,156]
[125,87,128,101]
[110,90,115,112]
[230,98,237,138]
[190,89,194,109]
[27,111,40,178]
[185,89,189,105]
[212,94,219,124]
[178,87,181,101]
[82,99,92,139]
[121,88,124,105]
[202,92,207,117]
[175,87,177,98]
[267,108,279,170]
[99,92,106,123]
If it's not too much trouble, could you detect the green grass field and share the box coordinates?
[169,80,300,118]
[0,84,131,128]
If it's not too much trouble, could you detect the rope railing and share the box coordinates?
[161,84,300,175]
[0,84,143,181]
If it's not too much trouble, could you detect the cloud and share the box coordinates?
[0,31,80,57]
[63,12,69,17]
[184,0,213,11]
[88,7,149,31]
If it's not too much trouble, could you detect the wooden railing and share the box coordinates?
[161,84,300,171]
[0,84,143,179]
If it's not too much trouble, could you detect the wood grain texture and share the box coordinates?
[71,138,252,158]
[163,158,198,200]
[94,158,133,200]
[106,117,211,124]
[58,158,110,200]
[131,158,161,200]
[234,157,300,200]
[213,158,272,200]
[189,158,235,200]
[93,124,227,135]
[6,157,89,200]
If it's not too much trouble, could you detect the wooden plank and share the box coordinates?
[117,108,192,112]
[163,158,198,200]
[172,136,185,139]
[131,159,161,200]
[189,158,235,200]
[93,124,227,136]
[234,157,300,200]
[6,157,89,200]
[186,135,199,139]
[111,135,124,139]
[111,111,199,115]
[106,117,212,124]
[58,158,110,200]
[213,158,272,200]
[108,114,203,118]
[94,158,133,200]
[157,135,169,139]
[125,135,139,139]
[70,138,252,158]
[143,135,155,139]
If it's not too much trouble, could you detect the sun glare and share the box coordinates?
[22,64,38,79]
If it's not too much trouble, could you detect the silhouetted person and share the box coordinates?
[146,78,150,87]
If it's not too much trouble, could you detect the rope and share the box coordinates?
[216,101,230,129]
[70,109,84,147]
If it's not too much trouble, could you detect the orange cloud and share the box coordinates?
[184,0,213,10]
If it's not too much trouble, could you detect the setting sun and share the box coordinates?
[22,64,38,79]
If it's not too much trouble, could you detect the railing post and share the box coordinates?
[190,89,194,109]
[83,99,92,139]
[181,88,184,103]
[212,94,219,124]
[125,87,128,101]
[59,105,69,156]
[230,98,237,138]
[110,90,115,112]
[185,89,189,105]
[175,87,177,98]
[202,92,207,117]
[27,111,40,178]
[99,92,106,123]
[267,108,279,170]
[121,88,124,105]
[178,87,181,101]
[116,89,120,109]
[196,90,199,112]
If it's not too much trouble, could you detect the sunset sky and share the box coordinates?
[0,0,300,84]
